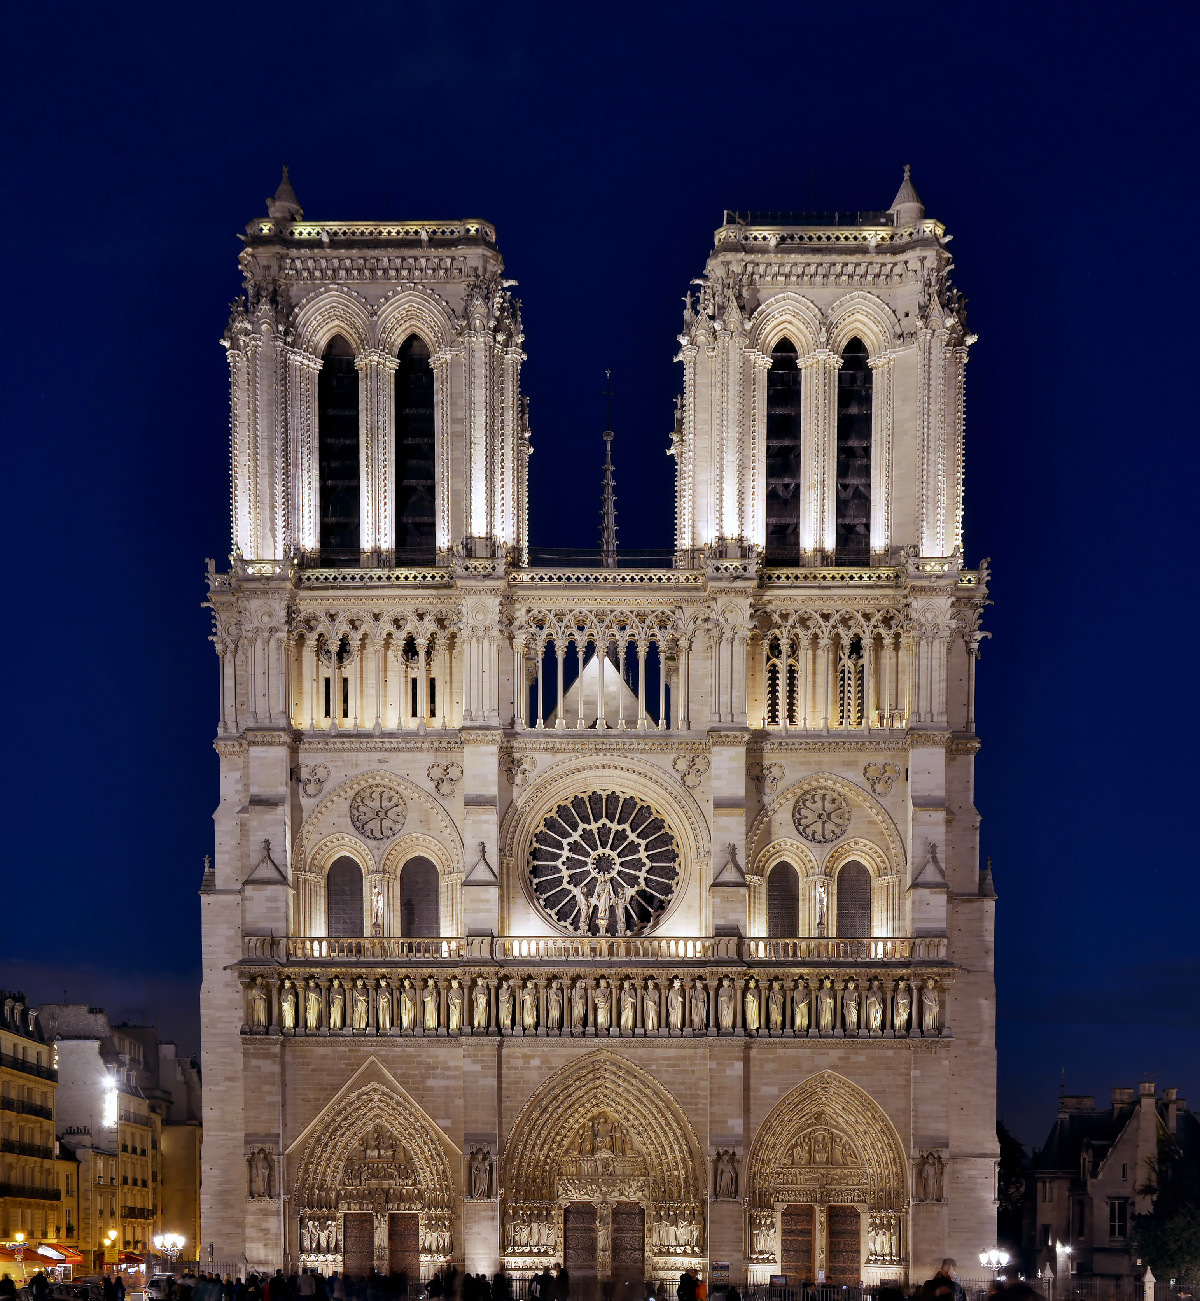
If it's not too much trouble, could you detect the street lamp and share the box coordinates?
[980,1249,1011,1276]
[153,1234,185,1265]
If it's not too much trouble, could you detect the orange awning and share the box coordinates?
[119,1253,145,1265]
[36,1244,85,1265]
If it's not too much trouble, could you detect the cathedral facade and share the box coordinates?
[200,168,996,1286]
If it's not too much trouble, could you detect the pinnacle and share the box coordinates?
[267,165,304,221]
[889,164,924,221]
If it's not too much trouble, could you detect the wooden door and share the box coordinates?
[564,1202,598,1279]
[610,1203,645,1286]
[826,1205,861,1285]
[342,1211,374,1277]
[388,1212,420,1281]
[781,1204,815,1282]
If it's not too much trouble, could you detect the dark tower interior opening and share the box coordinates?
[318,334,360,566]
[395,335,436,562]
[765,338,802,564]
[835,337,871,564]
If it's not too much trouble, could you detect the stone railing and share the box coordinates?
[509,568,705,587]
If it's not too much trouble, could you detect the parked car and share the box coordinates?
[147,1276,175,1301]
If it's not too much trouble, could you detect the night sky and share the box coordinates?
[2,2,1195,1150]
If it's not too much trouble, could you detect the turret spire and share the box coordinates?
[600,371,618,570]
[888,163,925,225]
[267,165,304,221]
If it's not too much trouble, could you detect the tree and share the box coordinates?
[1131,1133,1200,1288]
[997,1119,1031,1259]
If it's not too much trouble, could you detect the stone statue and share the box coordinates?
[546,980,563,1031]
[469,1147,492,1200]
[714,1149,738,1199]
[816,979,834,1033]
[249,977,268,1029]
[620,981,636,1032]
[422,979,439,1031]
[690,979,708,1032]
[643,981,659,1032]
[521,981,538,1032]
[921,979,940,1034]
[667,978,684,1031]
[768,981,784,1033]
[816,879,828,934]
[717,978,735,1031]
[376,978,393,1032]
[400,978,417,1032]
[370,878,385,929]
[447,978,463,1032]
[472,980,488,1030]
[744,980,761,1033]
[594,980,612,1031]
[498,980,514,1031]
[248,1147,273,1198]
[920,1150,944,1201]
[793,982,810,1033]
[842,981,859,1033]
[329,978,345,1031]
[351,978,369,1030]
[894,981,911,1033]
[866,982,883,1034]
[280,979,297,1031]
[305,980,322,1031]
[572,979,588,1029]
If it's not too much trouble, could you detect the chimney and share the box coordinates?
[1164,1088,1179,1134]
[1112,1086,1136,1115]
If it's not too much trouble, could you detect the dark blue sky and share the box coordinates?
[2,2,1195,1148]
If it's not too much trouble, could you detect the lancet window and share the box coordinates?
[765,338,803,564]
[394,335,436,561]
[767,862,800,937]
[327,857,365,937]
[837,635,865,729]
[318,335,361,566]
[399,857,439,936]
[835,861,871,938]
[835,337,872,564]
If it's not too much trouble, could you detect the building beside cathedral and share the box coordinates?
[200,167,996,1286]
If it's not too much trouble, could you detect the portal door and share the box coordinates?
[389,1212,420,1280]
[564,1202,598,1279]
[610,1203,645,1286]
[342,1211,374,1276]
[781,1204,815,1282]
[826,1205,861,1284]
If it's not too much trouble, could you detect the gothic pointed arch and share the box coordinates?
[291,286,373,355]
[825,291,900,359]
[375,287,457,356]
[748,292,823,357]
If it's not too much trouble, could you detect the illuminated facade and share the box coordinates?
[0,994,60,1248]
[201,168,996,1285]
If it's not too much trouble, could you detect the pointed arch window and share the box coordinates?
[765,338,803,563]
[767,862,800,937]
[835,337,872,564]
[399,856,439,936]
[835,860,871,938]
[318,335,360,566]
[327,856,364,937]
[395,335,436,561]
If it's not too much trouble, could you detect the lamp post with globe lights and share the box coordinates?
[153,1234,185,1268]
[980,1249,1011,1279]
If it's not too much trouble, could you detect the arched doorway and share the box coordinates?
[746,1070,908,1285]
[501,1051,705,1285]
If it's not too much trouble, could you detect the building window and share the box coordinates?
[835,337,872,563]
[1041,1225,1052,1248]
[836,861,871,938]
[1075,1201,1086,1239]
[765,338,803,564]
[767,862,799,937]
[318,334,360,566]
[395,335,436,561]
[1122,1163,1128,1182]
[327,857,365,938]
[400,857,439,937]
[1109,1198,1128,1240]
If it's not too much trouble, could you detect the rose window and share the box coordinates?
[792,790,852,843]
[349,786,407,841]
[529,792,680,935]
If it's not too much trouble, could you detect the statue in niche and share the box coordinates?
[305,980,322,1031]
[816,879,828,935]
[400,978,417,1032]
[280,979,298,1031]
[816,979,834,1033]
[667,978,684,1031]
[643,981,659,1032]
[370,878,385,930]
[714,1149,738,1199]
[768,980,784,1033]
[691,979,708,1031]
[894,981,911,1034]
[249,977,268,1029]
[472,980,489,1030]
[572,979,588,1029]
[498,980,514,1031]
[422,979,439,1031]
[921,979,940,1034]
[620,981,636,1032]
[546,979,563,1031]
[469,1148,492,1200]
[447,977,464,1032]
[329,978,345,1031]
[522,981,538,1031]
[866,981,883,1034]
[594,979,612,1031]
[793,983,810,1033]
[376,978,393,1032]
[351,978,369,1030]
[919,1150,944,1201]
[248,1147,273,1198]
[842,981,859,1033]
[744,980,761,1034]
[717,978,735,1031]
[597,1213,611,1258]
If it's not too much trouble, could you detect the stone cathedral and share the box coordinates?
[201,167,996,1287]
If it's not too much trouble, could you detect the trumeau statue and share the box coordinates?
[894,981,912,1034]
[546,980,563,1031]
[667,978,685,1032]
[400,978,417,1032]
[280,980,297,1031]
[717,978,735,1031]
[250,977,268,1029]
[691,979,708,1032]
[329,978,345,1031]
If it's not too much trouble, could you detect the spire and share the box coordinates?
[599,372,618,569]
[267,165,304,221]
[888,163,925,225]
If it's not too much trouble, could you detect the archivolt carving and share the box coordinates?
[747,292,823,356]
[381,833,460,882]
[375,287,457,356]
[751,838,819,884]
[824,838,894,882]
[826,291,901,358]
[290,285,373,354]
[304,833,374,879]
[746,1070,907,1212]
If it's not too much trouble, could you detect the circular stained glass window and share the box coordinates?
[529,791,680,936]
